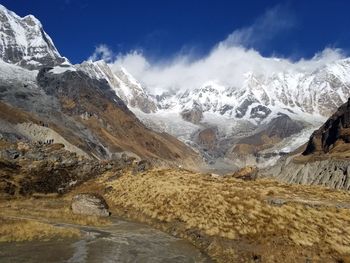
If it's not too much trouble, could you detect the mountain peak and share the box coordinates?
[0,4,66,69]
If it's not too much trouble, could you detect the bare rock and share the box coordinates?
[181,102,203,124]
[303,97,350,155]
[229,166,258,181]
[71,193,110,217]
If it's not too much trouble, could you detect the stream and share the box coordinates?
[0,217,212,263]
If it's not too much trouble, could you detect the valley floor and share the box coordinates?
[2,168,350,262]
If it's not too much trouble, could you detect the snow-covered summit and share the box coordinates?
[0,4,66,69]
[77,60,157,113]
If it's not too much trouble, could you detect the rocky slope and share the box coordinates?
[0,5,199,167]
[262,98,350,190]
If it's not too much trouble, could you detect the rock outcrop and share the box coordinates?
[303,98,350,155]
[262,157,350,190]
[71,193,110,217]
[180,103,203,124]
[262,98,350,190]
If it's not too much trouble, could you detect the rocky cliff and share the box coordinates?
[262,98,350,190]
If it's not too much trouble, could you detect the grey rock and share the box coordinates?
[0,149,20,159]
[235,97,259,118]
[180,102,203,124]
[267,198,287,206]
[250,105,272,120]
[71,193,110,217]
[133,160,151,174]
[261,157,350,191]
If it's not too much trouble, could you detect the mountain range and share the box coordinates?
[77,51,350,171]
[1,4,350,173]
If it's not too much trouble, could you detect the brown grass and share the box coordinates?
[0,198,111,227]
[0,216,80,242]
[99,168,350,262]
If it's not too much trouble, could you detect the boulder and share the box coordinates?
[71,193,110,217]
[229,166,258,181]
[133,159,151,174]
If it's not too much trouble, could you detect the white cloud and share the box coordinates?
[88,44,114,62]
[109,47,344,95]
[89,5,345,95]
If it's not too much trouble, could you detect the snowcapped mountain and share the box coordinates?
[69,48,350,170]
[77,60,157,113]
[86,58,350,170]
[157,58,350,123]
[0,4,67,69]
[0,4,199,166]
[1,3,349,171]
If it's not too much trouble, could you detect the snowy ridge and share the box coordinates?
[156,58,350,124]
[77,60,157,113]
[0,4,66,69]
[100,57,350,168]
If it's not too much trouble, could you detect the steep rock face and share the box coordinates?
[303,98,350,155]
[262,157,350,190]
[34,67,199,164]
[0,5,65,69]
[262,98,350,190]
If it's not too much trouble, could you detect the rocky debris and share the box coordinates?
[0,149,20,159]
[132,159,152,174]
[303,98,350,155]
[237,114,304,146]
[71,193,110,217]
[261,156,350,190]
[0,139,128,197]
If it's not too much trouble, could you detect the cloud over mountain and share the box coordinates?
[89,5,345,95]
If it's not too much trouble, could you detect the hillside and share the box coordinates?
[0,5,199,167]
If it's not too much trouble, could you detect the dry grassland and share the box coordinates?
[99,168,350,262]
[0,216,80,242]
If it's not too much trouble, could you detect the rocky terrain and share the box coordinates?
[262,97,350,190]
[2,3,350,263]
[0,139,129,198]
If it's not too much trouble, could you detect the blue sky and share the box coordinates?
[2,0,350,63]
